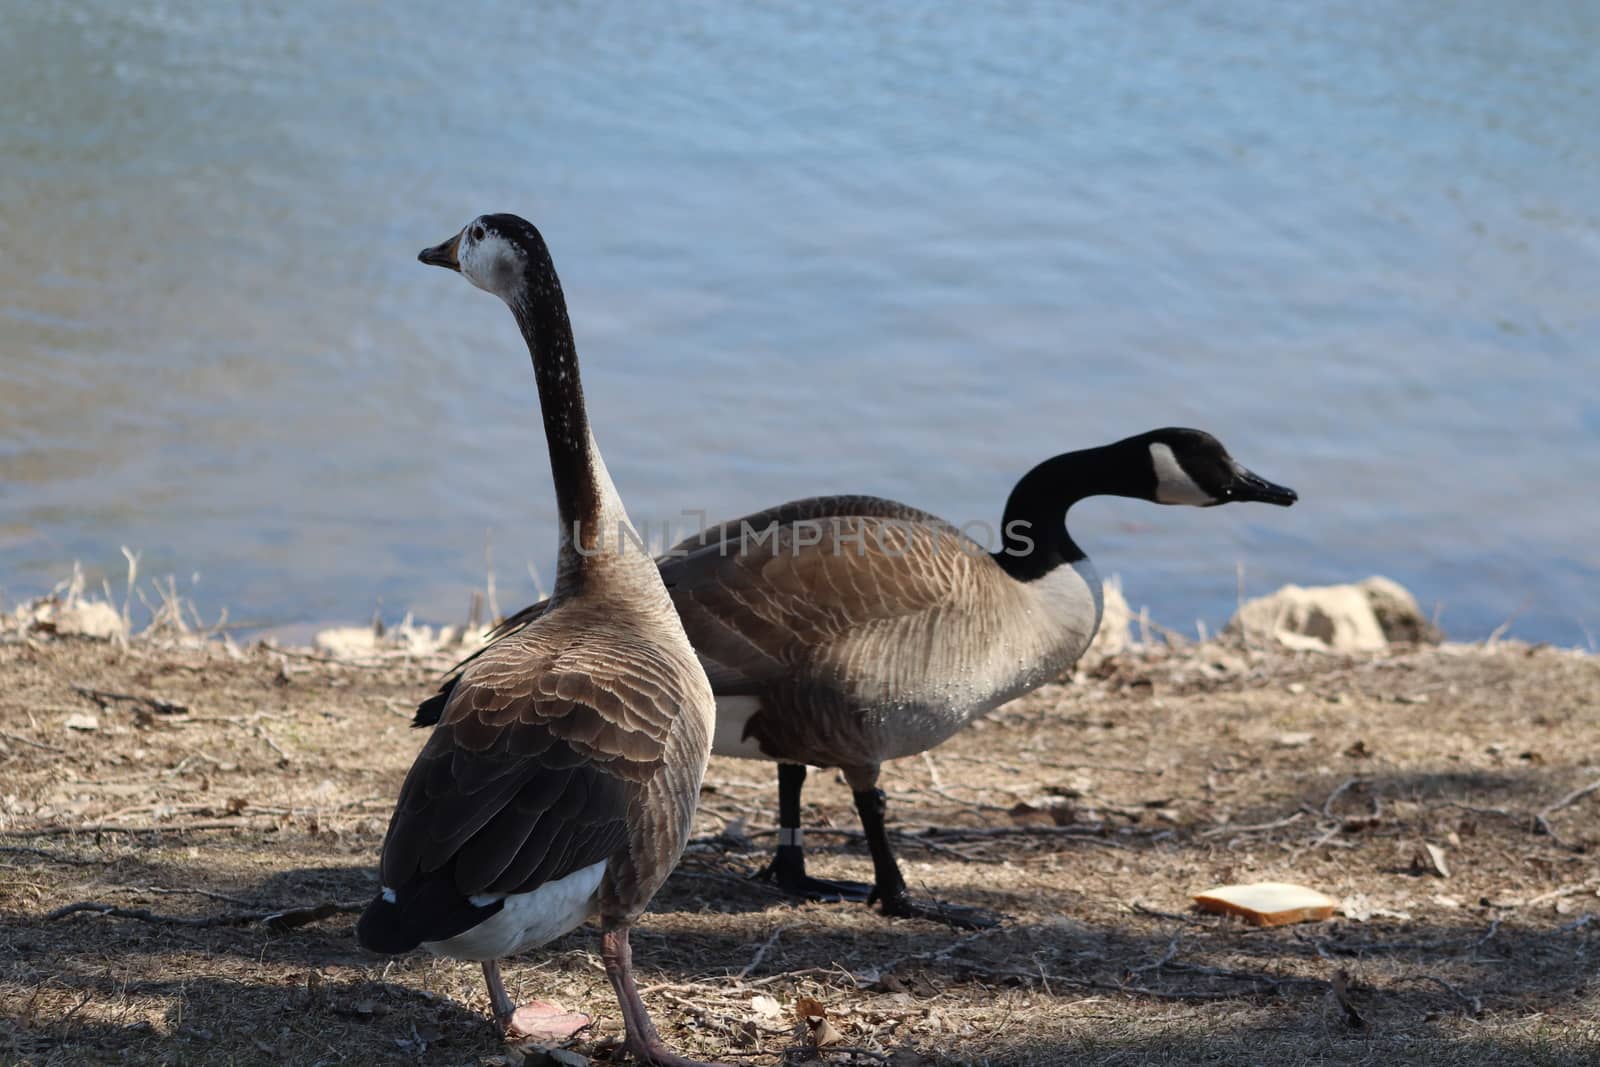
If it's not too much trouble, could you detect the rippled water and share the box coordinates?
[3,1,1597,644]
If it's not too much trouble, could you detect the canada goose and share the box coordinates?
[357,214,721,1066]
[419,428,1295,927]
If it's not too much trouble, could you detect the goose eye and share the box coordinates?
[471,225,486,242]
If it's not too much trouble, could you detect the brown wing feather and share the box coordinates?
[379,615,680,906]
[660,499,982,692]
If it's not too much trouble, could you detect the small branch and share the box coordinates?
[0,729,66,754]
[3,818,261,838]
[1200,811,1303,838]
[1321,776,1367,819]
[1129,930,1182,975]
[1330,968,1365,1029]
[102,883,263,908]
[1413,974,1482,1016]
[0,844,101,866]
[1131,902,1206,925]
[46,899,363,932]
[1541,779,1600,819]
[72,685,188,716]
[734,925,789,980]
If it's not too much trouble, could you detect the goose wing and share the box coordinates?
[413,496,979,724]
[360,622,678,952]
[659,496,984,693]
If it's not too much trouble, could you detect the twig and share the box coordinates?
[1330,968,1365,1028]
[46,899,363,932]
[1321,776,1367,819]
[1541,779,1600,819]
[1161,962,1329,989]
[252,723,292,764]
[71,685,187,716]
[734,925,789,980]
[0,729,66,754]
[1520,881,1599,910]
[1200,811,1303,838]
[0,844,101,866]
[2,818,261,838]
[1129,930,1182,975]
[1413,974,1482,1016]
[1303,918,1501,957]
[102,883,263,908]
[1131,902,1206,925]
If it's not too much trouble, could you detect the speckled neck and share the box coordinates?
[507,269,628,589]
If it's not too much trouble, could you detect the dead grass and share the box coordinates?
[1,634,1597,1066]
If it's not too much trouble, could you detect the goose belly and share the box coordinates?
[421,860,606,963]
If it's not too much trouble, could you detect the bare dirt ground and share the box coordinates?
[1,633,1597,1066]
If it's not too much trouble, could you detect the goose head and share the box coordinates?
[1137,428,1297,508]
[419,213,551,304]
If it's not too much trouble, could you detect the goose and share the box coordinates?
[419,427,1295,927]
[356,214,722,1067]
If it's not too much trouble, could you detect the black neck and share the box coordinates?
[992,439,1152,582]
[507,274,608,566]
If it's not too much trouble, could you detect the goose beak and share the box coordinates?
[418,233,461,271]
[1228,465,1297,507]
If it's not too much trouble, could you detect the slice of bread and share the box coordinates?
[1192,882,1338,926]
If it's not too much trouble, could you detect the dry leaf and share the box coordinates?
[1413,842,1450,878]
[748,994,785,1029]
[794,996,826,1023]
[809,1016,845,1047]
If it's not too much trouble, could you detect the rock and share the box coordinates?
[1228,582,1387,652]
[1225,575,1430,653]
[313,615,480,660]
[9,596,129,641]
[54,601,128,639]
[1359,576,1440,644]
[1086,574,1130,661]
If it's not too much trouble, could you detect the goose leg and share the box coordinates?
[752,762,872,902]
[848,766,1001,930]
[481,960,591,1041]
[603,927,731,1067]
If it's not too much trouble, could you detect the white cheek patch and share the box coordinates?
[1148,443,1215,505]
[461,233,524,300]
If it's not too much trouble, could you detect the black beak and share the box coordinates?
[1228,465,1297,507]
[418,232,461,271]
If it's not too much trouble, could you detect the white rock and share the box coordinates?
[10,596,129,641]
[1359,575,1439,644]
[1227,581,1390,652]
[313,626,384,659]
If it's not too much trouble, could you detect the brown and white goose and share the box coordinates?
[420,430,1295,928]
[356,214,721,1067]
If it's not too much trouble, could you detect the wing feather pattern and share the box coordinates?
[357,611,681,954]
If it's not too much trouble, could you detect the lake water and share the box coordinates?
[3,1,1597,645]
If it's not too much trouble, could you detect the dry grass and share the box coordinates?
[1,634,1597,1066]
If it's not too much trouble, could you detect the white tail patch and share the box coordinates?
[711,695,770,760]
[1149,443,1215,506]
[422,860,606,962]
